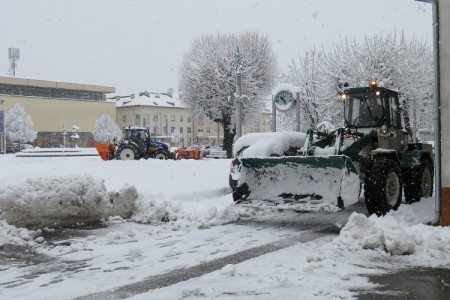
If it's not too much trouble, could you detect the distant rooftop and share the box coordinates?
[115,91,187,109]
[0,76,115,101]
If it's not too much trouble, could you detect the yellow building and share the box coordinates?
[0,76,115,148]
[0,75,273,151]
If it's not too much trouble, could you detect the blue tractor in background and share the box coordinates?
[115,127,171,160]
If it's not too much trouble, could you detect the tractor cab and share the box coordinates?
[342,84,402,130]
[342,81,408,151]
[343,88,385,128]
[124,127,149,143]
[124,127,149,153]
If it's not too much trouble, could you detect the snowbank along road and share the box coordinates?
[0,155,449,299]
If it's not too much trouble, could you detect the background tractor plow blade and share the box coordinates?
[235,155,360,210]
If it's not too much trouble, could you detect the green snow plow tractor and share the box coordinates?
[233,81,434,215]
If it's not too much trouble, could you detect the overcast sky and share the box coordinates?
[0,0,432,95]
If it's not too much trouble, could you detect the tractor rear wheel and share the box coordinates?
[404,159,433,204]
[364,157,402,216]
[116,146,139,160]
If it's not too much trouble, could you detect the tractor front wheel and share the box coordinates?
[364,157,402,216]
[404,159,433,204]
[154,151,168,160]
[116,146,139,160]
[232,183,250,203]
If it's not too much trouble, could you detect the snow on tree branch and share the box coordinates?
[5,103,37,144]
[284,32,433,132]
[179,31,278,157]
[93,113,122,143]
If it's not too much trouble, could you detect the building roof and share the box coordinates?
[0,76,115,94]
[115,92,187,109]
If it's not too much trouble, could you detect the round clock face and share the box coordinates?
[274,90,294,111]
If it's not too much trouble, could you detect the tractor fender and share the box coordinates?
[401,149,433,170]
[370,149,400,164]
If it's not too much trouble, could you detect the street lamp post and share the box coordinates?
[0,99,5,154]
[231,46,247,140]
[62,125,67,148]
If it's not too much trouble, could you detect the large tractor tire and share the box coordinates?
[364,157,402,216]
[116,146,139,160]
[404,159,433,204]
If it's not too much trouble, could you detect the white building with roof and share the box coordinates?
[115,91,272,147]
[115,91,197,146]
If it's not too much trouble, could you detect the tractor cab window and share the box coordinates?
[135,130,147,142]
[389,95,400,128]
[344,92,384,127]
[124,130,132,140]
[126,130,148,143]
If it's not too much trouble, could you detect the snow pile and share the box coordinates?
[337,212,416,255]
[132,198,259,230]
[316,120,335,134]
[233,131,306,158]
[335,202,450,261]
[0,175,137,229]
[0,220,43,248]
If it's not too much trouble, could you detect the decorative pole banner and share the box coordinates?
[0,111,4,133]
[231,46,247,73]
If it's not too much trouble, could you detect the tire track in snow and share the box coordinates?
[74,227,336,300]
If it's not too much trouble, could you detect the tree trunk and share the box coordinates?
[222,115,235,158]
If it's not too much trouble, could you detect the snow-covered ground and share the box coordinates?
[0,154,449,299]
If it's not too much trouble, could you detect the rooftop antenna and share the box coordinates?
[8,47,20,77]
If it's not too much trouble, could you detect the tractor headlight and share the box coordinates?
[380,124,388,134]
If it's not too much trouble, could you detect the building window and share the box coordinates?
[198,128,203,133]
[187,127,191,133]
[163,115,168,135]
[171,127,175,133]
[187,116,192,122]
[206,127,210,133]
[171,115,175,122]
[122,114,126,122]
[143,114,149,128]
[180,127,184,133]
[198,116,204,125]
[135,114,141,126]
[180,115,183,122]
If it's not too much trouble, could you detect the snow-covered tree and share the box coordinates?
[393,36,433,132]
[285,32,433,133]
[5,103,37,145]
[179,31,278,157]
[276,110,295,132]
[320,33,433,132]
[170,129,180,146]
[93,113,122,143]
[284,50,325,128]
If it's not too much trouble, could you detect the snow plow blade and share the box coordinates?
[233,155,360,211]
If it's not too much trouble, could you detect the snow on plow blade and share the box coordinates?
[233,155,360,211]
